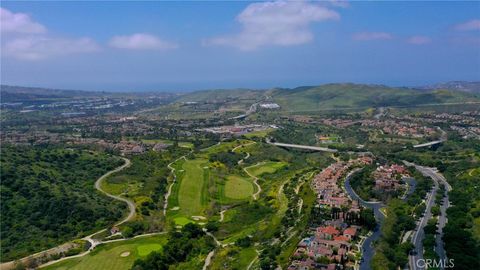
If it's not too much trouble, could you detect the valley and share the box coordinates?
[1,83,479,270]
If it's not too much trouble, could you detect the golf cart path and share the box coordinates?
[163,153,190,215]
[1,157,134,270]
[244,163,264,200]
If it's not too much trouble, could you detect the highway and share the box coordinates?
[266,140,338,153]
[413,127,447,149]
[403,162,451,270]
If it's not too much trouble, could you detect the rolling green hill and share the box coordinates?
[271,83,480,112]
[0,145,126,261]
[175,83,480,112]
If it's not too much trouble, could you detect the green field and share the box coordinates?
[177,159,209,217]
[224,176,254,200]
[140,139,194,148]
[43,235,167,270]
[246,162,287,177]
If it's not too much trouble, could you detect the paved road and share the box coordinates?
[1,158,133,270]
[344,170,385,270]
[413,127,447,149]
[163,154,190,215]
[94,157,135,227]
[267,141,338,153]
[244,162,263,200]
[403,162,451,270]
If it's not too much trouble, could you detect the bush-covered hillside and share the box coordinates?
[0,145,125,261]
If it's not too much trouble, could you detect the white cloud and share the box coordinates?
[352,32,393,41]
[203,1,340,51]
[407,35,431,45]
[0,7,46,34]
[454,19,480,31]
[109,33,177,50]
[3,36,100,60]
[1,8,100,60]
[328,0,350,8]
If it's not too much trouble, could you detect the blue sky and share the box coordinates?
[1,1,479,91]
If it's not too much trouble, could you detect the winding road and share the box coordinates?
[403,161,451,270]
[344,169,385,270]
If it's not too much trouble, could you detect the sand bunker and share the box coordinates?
[120,251,130,257]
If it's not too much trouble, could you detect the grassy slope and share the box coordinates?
[178,159,208,217]
[272,84,480,112]
[0,146,125,261]
[224,175,254,200]
[43,235,167,270]
[246,162,288,177]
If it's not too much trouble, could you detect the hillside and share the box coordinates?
[0,145,126,261]
[175,83,480,112]
[0,85,103,103]
[272,83,480,112]
[419,81,480,94]
[176,88,265,103]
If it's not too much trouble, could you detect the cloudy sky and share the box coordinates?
[1,1,479,91]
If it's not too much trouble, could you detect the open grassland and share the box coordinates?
[246,161,287,177]
[224,175,254,200]
[43,235,167,270]
[177,159,208,217]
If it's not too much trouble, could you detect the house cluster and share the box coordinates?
[289,157,373,270]
[373,164,409,191]
[450,125,480,139]
[290,225,360,270]
[360,120,436,138]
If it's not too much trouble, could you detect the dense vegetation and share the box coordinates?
[370,169,433,270]
[0,145,125,261]
[131,223,215,270]
[104,147,190,234]
[371,199,415,270]
[392,139,480,269]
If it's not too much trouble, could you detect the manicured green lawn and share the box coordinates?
[246,161,287,177]
[43,235,167,270]
[177,159,208,217]
[137,243,163,256]
[174,216,193,226]
[224,176,254,200]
